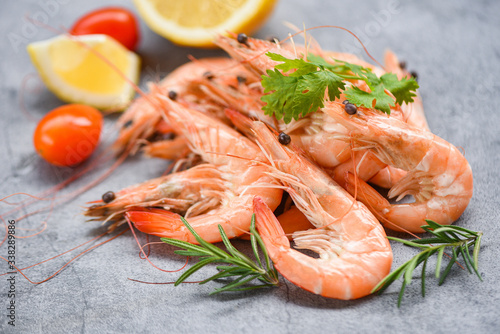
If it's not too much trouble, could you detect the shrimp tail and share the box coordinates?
[254,197,290,249]
[126,208,189,241]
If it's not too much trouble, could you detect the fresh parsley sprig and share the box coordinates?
[372,220,483,307]
[261,52,419,122]
[161,215,280,294]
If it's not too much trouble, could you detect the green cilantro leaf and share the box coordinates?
[266,52,317,76]
[292,71,345,117]
[260,52,419,122]
[344,85,395,114]
[380,73,419,105]
[261,69,300,123]
[333,60,381,88]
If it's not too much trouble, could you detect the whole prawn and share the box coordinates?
[113,57,258,155]
[119,98,282,243]
[215,34,427,189]
[85,165,227,223]
[247,120,392,300]
[323,103,473,232]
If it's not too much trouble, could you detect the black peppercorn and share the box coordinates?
[168,90,177,100]
[344,103,357,115]
[237,33,248,45]
[278,132,291,145]
[102,191,116,203]
[399,61,407,70]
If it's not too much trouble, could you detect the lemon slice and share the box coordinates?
[133,0,277,47]
[27,34,140,110]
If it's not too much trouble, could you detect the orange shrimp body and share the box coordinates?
[125,98,282,244]
[249,120,392,300]
[129,163,280,244]
[113,57,241,154]
[254,197,391,300]
[215,35,417,179]
[323,103,473,232]
[85,164,227,222]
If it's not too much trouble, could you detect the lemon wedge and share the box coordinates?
[133,0,277,47]
[27,34,140,110]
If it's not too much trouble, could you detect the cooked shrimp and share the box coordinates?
[216,35,415,173]
[113,57,239,154]
[85,164,226,222]
[124,98,282,243]
[215,35,355,167]
[323,103,473,233]
[248,121,392,300]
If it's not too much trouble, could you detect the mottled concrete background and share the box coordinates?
[1,0,499,333]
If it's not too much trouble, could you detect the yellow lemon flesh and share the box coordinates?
[27,34,140,110]
[133,0,278,47]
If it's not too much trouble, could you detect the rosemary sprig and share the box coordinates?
[161,214,280,294]
[372,220,483,306]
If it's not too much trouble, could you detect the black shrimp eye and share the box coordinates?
[344,103,357,115]
[168,90,177,100]
[237,33,248,45]
[203,71,214,80]
[160,133,175,141]
[278,132,291,145]
[153,132,175,142]
[122,120,133,129]
[342,100,349,105]
[102,191,116,203]
[410,71,418,81]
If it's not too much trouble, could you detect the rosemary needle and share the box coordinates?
[372,220,483,307]
[161,214,280,294]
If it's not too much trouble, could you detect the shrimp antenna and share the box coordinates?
[125,216,189,273]
[0,228,127,284]
[279,25,386,71]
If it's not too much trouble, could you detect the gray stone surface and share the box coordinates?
[1,0,499,333]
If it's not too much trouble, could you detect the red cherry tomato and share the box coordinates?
[34,104,103,167]
[70,7,140,51]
